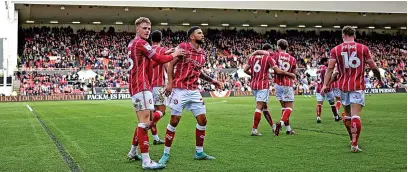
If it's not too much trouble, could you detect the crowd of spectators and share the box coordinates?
[16,26,407,95]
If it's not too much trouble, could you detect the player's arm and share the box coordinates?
[270,57,296,79]
[164,58,179,96]
[328,71,339,85]
[365,47,383,86]
[164,48,175,55]
[137,42,184,64]
[152,48,173,68]
[163,63,169,72]
[323,49,337,91]
[200,71,222,88]
[251,50,269,56]
[243,64,251,75]
[271,66,296,79]
[163,47,173,71]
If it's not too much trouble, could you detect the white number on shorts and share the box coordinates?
[254,60,261,73]
[278,60,291,72]
[341,51,361,68]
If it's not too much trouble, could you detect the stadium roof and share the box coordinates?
[15,4,407,28]
[12,1,408,14]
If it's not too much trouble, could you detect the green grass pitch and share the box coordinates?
[0,94,406,172]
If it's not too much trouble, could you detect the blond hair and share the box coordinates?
[134,17,151,26]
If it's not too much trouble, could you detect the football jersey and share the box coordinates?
[330,41,374,92]
[172,42,206,90]
[273,52,297,87]
[151,45,167,87]
[127,37,155,95]
[247,55,277,90]
[316,65,331,93]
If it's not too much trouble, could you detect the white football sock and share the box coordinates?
[196,146,203,153]
[130,145,137,154]
[153,134,160,141]
[164,146,171,154]
[286,125,292,131]
[141,153,150,163]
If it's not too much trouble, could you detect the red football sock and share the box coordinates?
[131,127,138,146]
[151,124,157,136]
[351,116,362,147]
[152,111,163,124]
[330,105,339,117]
[281,108,292,123]
[196,124,206,148]
[262,109,274,127]
[137,123,149,153]
[164,124,176,148]
[252,109,262,129]
[343,118,352,141]
[316,104,322,117]
[335,101,341,112]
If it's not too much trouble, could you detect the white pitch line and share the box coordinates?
[207,100,228,104]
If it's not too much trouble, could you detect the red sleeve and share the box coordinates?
[136,40,156,58]
[151,53,173,64]
[329,47,337,62]
[268,56,277,68]
[151,47,169,67]
[364,46,374,63]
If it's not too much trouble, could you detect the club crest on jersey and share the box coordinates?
[143,43,152,51]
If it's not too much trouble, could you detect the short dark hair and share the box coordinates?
[151,30,162,43]
[262,43,273,51]
[277,39,288,50]
[342,26,356,37]
[187,26,201,38]
[320,57,329,65]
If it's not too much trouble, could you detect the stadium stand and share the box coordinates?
[16,27,407,95]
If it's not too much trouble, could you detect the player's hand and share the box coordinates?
[171,48,185,58]
[320,85,327,96]
[165,48,175,55]
[289,73,297,79]
[211,80,223,89]
[164,83,173,97]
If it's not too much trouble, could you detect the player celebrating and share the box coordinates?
[315,57,341,123]
[244,43,296,136]
[251,39,297,136]
[149,30,175,145]
[272,39,298,136]
[126,17,184,170]
[158,26,221,165]
[321,26,383,153]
